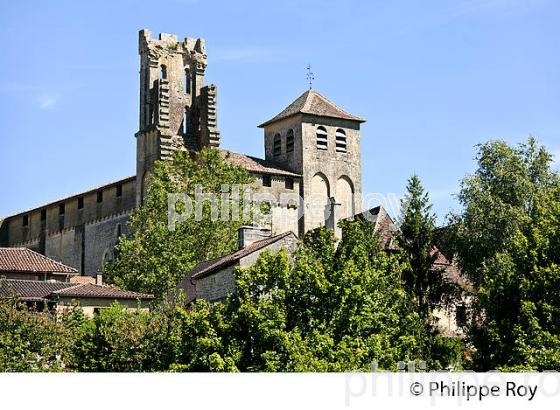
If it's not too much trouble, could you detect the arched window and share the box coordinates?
[335,129,347,153]
[316,126,328,150]
[273,134,281,157]
[184,69,191,94]
[160,64,167,80]
[286,129,294,153]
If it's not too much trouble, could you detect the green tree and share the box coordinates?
[104,148,253,299]
[398,175,455,321]
[449,137,560,370]
[66,302,182,371]
[174,220,463,371]
[0,299,73,372]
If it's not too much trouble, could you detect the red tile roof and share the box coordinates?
[190,231,295,280]
[219,149,301,177]
[259,89,365,127]
[0,248,77,274]
[52,283,153,300]
[0,279,153,302]
[0,279,71,301]
[69,276,96,284]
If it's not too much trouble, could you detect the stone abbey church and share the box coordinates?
[0,29,366,278]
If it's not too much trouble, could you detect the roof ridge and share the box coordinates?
[307,91,360,120]
[50,283,84,294]
[190,231,296,280]
[24,248,78,273]
[258,89,364,127]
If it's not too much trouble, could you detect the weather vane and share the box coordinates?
[306,64,315,89]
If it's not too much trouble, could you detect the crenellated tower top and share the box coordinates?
[135,29,221,205]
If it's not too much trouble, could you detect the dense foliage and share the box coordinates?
[104,148,253,299]
[176,222,462,371]
[398,175,458,320]
[3,139,559,372]
[0,299,73,371]
[0,222,464,372]
[448,137,560,370]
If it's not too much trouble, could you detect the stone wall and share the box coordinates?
[195,265,236,302]
[0,178,135,276]
[194,233,299,302]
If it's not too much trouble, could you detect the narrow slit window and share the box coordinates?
[184,69,191,94]
[22,215,29,227]
[183,110,188,135]
[273,134,281,157]
[97,191,103,203]
[335,129,347,153]
[160,64,167,80]
[286,129,294,153]
[59,203,65,216]
[316,126,328,150]
[116,184,122,197]
[78,196,84,209]
[40,209,47,221]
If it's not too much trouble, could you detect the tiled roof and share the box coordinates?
[51,283,153,300]
[219,149,300,177]
[0,279,73,301]
[69,276,96,284]
[259,89,365,127]
[353,207,472,290]
[354,206,399,250]
[0,248,77,274]
[190,231,295,280]
[0,279,153,302]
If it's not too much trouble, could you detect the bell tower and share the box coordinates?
[258,89,365,236]
[135,29,221,205]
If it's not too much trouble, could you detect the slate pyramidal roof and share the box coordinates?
[258,89,365,128]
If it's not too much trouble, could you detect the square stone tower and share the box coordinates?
[135,29,221,205]
[258,90,365,236]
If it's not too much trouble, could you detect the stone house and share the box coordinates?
[355,206,472,336]
[178,226,298,303]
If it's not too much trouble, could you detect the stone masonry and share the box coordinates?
[0,29,365,278]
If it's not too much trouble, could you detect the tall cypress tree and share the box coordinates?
[398,175,449,321]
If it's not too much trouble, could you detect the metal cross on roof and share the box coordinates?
[306,64,314,89]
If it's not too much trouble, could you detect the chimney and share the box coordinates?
[96,274,103,285]
[238,225,272,249]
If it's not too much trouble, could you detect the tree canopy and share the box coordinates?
[449,137,560,370]
[104,148,253,299]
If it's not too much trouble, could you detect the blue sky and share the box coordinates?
[1,0,559,222]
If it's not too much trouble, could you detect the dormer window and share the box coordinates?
[316,126,328,150]
[286,129,294,153]
[273,134,281,157]
[335,129,347,153]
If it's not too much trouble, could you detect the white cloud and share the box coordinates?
[37,95,59,110]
